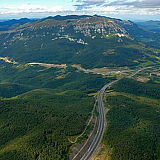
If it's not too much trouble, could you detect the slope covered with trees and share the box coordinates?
[0,61,114,159]
[0,16,159,68]
[0,15,160,160]
[103,78,160,160]
[114,18,160,50]
[0,89,94,160]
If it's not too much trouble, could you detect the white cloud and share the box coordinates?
[0,4,65,14]
[75,0,108,10]
[73,0,160,18]
[65,0,160,17]
[101,0,160,16]
[108,0,160,8]
[0,1,159,20]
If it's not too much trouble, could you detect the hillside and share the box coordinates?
[113,18,160,49]
[101,78,160,160]
[0,15,159,68]
[0,15,160,160]
[0,89,94,160]
[136,21,160,33]
[0,61,115,160]
[0,18,36,31]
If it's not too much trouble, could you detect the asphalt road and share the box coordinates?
[127,66,152,78]
[72,66,153,160]
[81,67,154,160]
[80,80,119,160]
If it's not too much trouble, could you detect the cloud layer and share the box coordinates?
[0,4,65,14]
[109,0,160,8]
[74,0,160,18]
[0,0,159,20]
[75,0,108,10]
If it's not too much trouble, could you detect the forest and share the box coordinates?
[0,15,159,160]
[0,16,159,69]
[0,89,94,160]
[103,78,160,160]
[112,78,160,99]
[0,62,114,160]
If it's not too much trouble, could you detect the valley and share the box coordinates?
[99,74,160,160]
[0,55,134,76]
[0,15,159,160]
[72,66,157,160]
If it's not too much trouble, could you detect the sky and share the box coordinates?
[0,0,160,20]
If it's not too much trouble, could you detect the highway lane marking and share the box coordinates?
[83,67,154,160]
[80,88,109,160]
[72,66,154,160]
[72,117,98,160]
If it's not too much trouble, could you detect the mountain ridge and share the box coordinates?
[0,15,159,69]
[0,18,36,31]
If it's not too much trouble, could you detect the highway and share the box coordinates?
[127,66,152,78]
[80,80,119,160]
[72,66,153,160]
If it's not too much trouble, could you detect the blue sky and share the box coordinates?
[0,0,74,8]
[0,0,160,20]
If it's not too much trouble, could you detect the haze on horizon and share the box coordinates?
[0,0,160,21]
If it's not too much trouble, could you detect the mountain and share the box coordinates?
[136,20,160,33]
[113,18,160,49]
[0,15,159,68]
[0,15,160,160]
[0,53,113,160]
[0,18,36,31]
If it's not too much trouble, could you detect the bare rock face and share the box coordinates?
[1,15,150,69]
[72,17,129,37]
[4,16,130,39]
[0,16,133,52]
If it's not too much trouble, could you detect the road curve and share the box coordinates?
[80,80,119,160]
[72,66,153,160]
[81,67,153,160]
